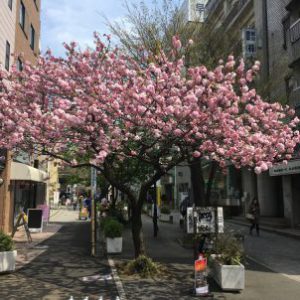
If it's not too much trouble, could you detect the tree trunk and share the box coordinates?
[190,157,206,206]
[205,161,217,205]
[131,204,145,258]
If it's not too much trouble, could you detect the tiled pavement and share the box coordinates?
[0,210,119,300]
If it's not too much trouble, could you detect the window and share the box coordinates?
[19,1,25,30]
[282,16,290,50]
[5,41,10,71]
[17,58,23,71]
[30,25,35,50]
[33,0,38,10]
[8,0,13,10]
[242,28,257,58]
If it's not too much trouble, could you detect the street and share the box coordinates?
[1,210,300,299]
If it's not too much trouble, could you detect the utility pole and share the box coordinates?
[153,182,158,237]
[91,167,97,256]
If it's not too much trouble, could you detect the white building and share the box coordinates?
[181,0,209,23]
[0,0,17,71]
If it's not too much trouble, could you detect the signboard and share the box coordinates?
[37,204,50,223]
[269,160,300,176]
[53,191,60,205]
[11,212,32,243]
[27,209,43,233]
[187,207,224,234]
[194,254,209,296]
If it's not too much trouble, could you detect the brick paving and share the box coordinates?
[0,209,119,300]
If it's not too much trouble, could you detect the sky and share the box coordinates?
[41,0,154,57]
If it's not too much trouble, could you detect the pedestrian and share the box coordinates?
[248,197,260,236]
[84,194,92,219]
[72,196,78,211]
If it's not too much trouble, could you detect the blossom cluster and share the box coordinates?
[0,34,298,173]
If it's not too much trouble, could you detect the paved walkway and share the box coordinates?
[0,209,118,300]
[113,214,300,300]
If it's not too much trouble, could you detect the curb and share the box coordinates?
[108,258,127,300]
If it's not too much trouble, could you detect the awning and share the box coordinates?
[10,161,49,182]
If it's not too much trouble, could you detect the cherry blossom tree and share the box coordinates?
[0,34,299,257]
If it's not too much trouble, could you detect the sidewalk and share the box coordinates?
[111,214,300,300]
[1,209,119,300]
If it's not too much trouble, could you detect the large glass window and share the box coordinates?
[5,41,10,71]
[19,1,25,30]
[8,0,13,10]
[30,25,35,50]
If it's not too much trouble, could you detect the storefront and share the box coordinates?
[269,160,300,227]
[10,161,48,223]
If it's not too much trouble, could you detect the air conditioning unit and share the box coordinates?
[242,28,256,58]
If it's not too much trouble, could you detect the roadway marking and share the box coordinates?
[108,258,127,300]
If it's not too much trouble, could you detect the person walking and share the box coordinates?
[249,198,260,236]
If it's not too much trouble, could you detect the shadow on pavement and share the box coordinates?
[0,222,118,300]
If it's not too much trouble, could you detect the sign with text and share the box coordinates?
[187,207,224,234]
[27,209,43,233]
[269,160,300,176]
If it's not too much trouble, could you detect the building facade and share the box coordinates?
[203,0,300,227]
[0,0,43,233]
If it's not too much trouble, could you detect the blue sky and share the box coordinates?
[41,0,154,56]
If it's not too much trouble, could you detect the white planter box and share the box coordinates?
[211,260,244,291]
[106,237,122,254]
[160,213,171,222]
[0,250,17,273]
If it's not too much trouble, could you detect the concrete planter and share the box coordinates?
[0,250,17,273]
[106,237,122,254]
[211,259,245,291]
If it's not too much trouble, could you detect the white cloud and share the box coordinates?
[41,0,125,56]
[41,0,156,57]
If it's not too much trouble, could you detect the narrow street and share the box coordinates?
[0,210,118,300]
[116,214,300,300]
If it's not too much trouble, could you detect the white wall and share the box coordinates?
[0,0,17,70]
[180,0,209,23]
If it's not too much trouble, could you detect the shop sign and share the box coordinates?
[269,160,300,176]
[187,207,224,234]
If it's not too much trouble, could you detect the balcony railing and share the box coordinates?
[289,87,300,109]
[205,0,222,19]
[222,0,251,29]
[289,19,300,66]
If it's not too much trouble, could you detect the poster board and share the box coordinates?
[53,191,60,205]
[27,209,43,233]
[187,207,224,234]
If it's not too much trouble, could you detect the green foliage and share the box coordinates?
[103,219,123,238]
[160,206,171,214]
[100,216,116,230]
[209,232,244,265]
[124,255,161,278]
[0,231,14,252]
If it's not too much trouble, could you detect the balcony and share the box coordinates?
[205,0,222,19]
[286,0,300,11]
[289,19,300,67]
[289,87,300,109]
[222,0,251,29]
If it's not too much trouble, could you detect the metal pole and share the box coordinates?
[91,167,97,257]
[153,182,158,237]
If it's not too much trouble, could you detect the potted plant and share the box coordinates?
[208,233,245,291]
[103,219,123,254]
[160,206,171,222]
[0,231,17,273]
